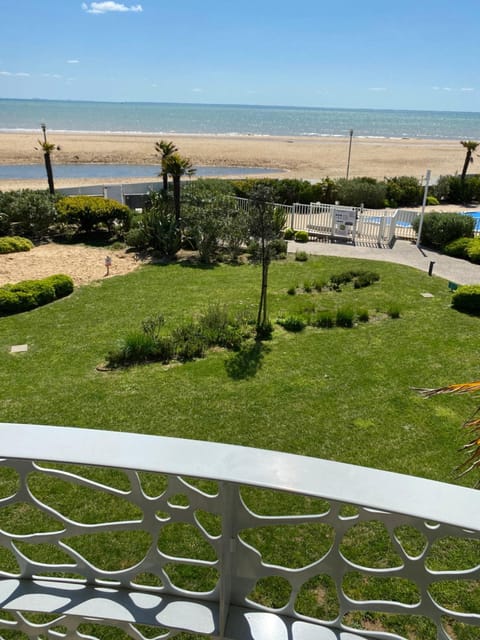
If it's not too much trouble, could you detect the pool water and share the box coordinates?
[465,211,480,231]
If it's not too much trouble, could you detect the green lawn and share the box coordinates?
[1,254,479,482]
[0,253,479,640]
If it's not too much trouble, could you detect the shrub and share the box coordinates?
[56,196,131,234]
[466,238,480,264]
[0,189,56,239]
[387,304,401,319]
[43,274,74,299]
[295,250,308,261]
[312,310,334,328]
[277,315,306,332]
[357,308,370,322]
[283,227,295,240]
[412,212,475,247]
[336,177,387,209]
[443,237,472,259]
[0,236,34,254]
[353,271,380,288]
[125,226,149,250]
[0,274,73,316]
[287,286,296,295]
[452,285,480,315]
[385,176,422,208]
[255,321,273,341]
[269,238,288,259]
[434,175,477,204]
[336,307,355,327]
[303,281,312,293]
[426,195,440,206]
[330,271,354,287]
[294,230,309,243]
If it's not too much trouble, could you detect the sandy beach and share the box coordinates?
[0,131,470,191]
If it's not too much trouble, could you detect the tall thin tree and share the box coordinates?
[155,140,178,191]
[38,123,58,195]
[248,185,286,338]
[162,152,196,224]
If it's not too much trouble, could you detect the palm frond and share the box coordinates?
[413,380,480,397]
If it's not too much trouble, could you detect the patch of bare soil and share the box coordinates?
[0,243,146,287]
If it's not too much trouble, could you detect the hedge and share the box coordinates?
[451,285,480,315]
[0,236,34,254]
[0,274,74,316]
[56,196,131,233]
[412,212,475,248]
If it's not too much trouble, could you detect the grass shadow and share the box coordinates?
[225,340,270,380]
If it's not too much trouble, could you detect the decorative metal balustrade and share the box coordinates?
[0,423,478,640]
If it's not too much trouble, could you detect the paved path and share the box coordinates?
[288,239,480,285]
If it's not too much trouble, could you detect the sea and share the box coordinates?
[1,98,480,140]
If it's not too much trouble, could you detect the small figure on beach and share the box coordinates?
[104,255,112,277]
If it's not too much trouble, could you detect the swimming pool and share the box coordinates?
[464,211,480,231]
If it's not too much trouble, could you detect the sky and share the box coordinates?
[0,0,479,112]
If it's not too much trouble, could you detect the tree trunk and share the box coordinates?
[173,176,181,223]
[162,171,168,192]
[44,153,55,195]
[461,150,472,181]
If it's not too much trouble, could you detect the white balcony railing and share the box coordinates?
[0,423,478,640]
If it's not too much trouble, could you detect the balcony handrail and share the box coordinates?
[2,422,478,531]
[0,422,478,640]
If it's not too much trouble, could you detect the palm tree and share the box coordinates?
[162,152,196,223]
[415,381,480,487]
[38,123,59,195]
[460,140,479,181]
[154,140,178,191]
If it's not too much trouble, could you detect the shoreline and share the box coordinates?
[0,131,471,191]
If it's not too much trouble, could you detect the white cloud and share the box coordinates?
[368,87,387,92]
[67,59,80,64]
[0,71,30,77]
[461,87,474,92]
[81,2,143,14]
[192,88,203,93]
[42,73,63,79]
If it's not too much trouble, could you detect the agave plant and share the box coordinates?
[415,381,480,487]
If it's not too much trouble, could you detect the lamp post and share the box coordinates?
[346,129,353,180]
[416,169,431,248]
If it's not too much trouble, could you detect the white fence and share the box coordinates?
[0,423,478,640]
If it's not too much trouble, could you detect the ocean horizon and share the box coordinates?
[1,99,480,140]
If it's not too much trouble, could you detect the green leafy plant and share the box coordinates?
[312,310,335,328]
[287,286,296,296]
[56,196,131,234]
[357,308,370,322]
[276,315,306,332]
[443,237,472,259]
[336,307,355,328]
[0,274,73,316]
[0,189,57,239]
[451,285,480,315]
[387,304,401,319]
[0,236,34,254]
[283,227,295,240]
[294,230,309,243]
[412,212,474,247]
[295,251,308,262]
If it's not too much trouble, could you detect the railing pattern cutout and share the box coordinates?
[0,447,478,640]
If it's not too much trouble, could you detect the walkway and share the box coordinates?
[288,238,480,285]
